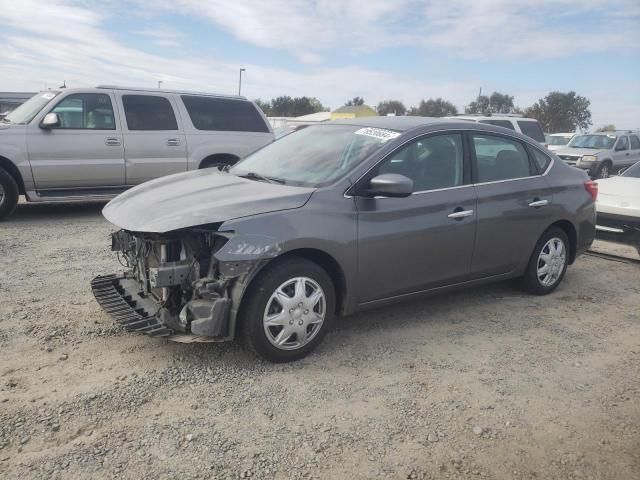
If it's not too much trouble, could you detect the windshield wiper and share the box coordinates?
[238,172,286,185]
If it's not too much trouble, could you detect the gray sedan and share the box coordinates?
[93,117,597,362]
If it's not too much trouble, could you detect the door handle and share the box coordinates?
[166,138,181,146]
[528,199,549,208]
[105,137,121,146]
[448,209,474,219]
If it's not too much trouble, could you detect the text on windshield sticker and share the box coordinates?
[355,127,400,142]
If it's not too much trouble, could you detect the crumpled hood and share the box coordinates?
[597,177,640,210]
[103,168,314,233]
[555,147,605,157]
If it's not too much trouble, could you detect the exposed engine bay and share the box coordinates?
[91,227,269,341]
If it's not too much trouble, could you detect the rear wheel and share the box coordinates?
[521,227,569,295]
[239,257,335,362]
[0,168,19,221]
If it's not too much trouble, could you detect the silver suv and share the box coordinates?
[0,86,274,219]
[555,131,640,179]
[447,114,547,143]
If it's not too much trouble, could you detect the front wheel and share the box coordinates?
[595,162,612,179]
[239,257,335,362]
[521,227,569,295]
[0,168,19,221]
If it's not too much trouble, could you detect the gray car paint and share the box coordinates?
[100,118,596,338]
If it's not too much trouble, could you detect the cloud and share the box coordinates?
[135,28,184,48]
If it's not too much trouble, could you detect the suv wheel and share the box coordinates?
[521,227,569,295]
[596,161,612,179]
[0,168,19,221]
[239,257,335,362]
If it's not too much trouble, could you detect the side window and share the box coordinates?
[630,135,640,150]
[50,94,115,130]
[375,133,464,191]
[122,95,178,131]
[181,96,269,133]
[530,148,551,172]
[472,134,532,182]
[479,119,515,130]
[517,121,546,142]
[615,136,629,151]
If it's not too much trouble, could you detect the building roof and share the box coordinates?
[332,105,376,114]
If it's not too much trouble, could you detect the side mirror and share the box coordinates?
[40,112,60,129]
[367,174,413,198]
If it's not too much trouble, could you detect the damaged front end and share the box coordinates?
[92,226,265,342]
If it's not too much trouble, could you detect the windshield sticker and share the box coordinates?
[41,93,55,100]
[355,127,400,143]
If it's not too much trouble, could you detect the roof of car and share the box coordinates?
[327,116,451,131]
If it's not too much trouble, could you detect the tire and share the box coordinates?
[595,161,612,179]
[0,168,19,221]
[521,227,570,295]
[239,257,336,362]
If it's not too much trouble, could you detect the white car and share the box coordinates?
[595,161,640,254]
[545,133,575,152]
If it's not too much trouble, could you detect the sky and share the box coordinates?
[1,0,639,129]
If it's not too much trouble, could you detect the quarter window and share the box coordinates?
[630,135,640,150]
[122,95,178,130]
[375,134,464,191]
[517,121,546,142]
[181,96,269,132]
[530,148,551,172]
[50,94,115,130]
[472,134,532,182]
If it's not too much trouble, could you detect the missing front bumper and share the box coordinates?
[91,274,231,341]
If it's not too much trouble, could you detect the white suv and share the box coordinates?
[447,114,546,144]
[0,86,274,219]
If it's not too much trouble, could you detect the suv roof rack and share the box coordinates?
[96,85,245,100]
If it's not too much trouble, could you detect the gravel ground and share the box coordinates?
[1,201,639,480]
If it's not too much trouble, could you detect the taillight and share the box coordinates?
[584,180,598,201]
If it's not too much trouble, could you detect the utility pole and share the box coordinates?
[158,80,163,89]
[478,87,482,98]
[238,68,246,96]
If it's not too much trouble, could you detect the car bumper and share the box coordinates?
[595,212,640,249]
[91,274,231,342]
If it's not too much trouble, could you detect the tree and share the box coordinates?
[268,96,326,117]
[408,98,458,117]
[376,99,406,116]
[525,91,592,133]
[253,99,271,116]
[344,96,365,107]
[596,124,616,132]
[465,91,515,114]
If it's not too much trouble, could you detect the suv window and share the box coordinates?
[479,119,515,130]
[50,94,115,130]
[472,134,532,182]
[376,133,464,191]
[517,121,546,142]
[630,135,640,150]
[615,136,629,151]
[122,95,178,131]
[181,96,269,132]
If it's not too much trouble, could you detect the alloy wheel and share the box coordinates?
[537,237,566,287]
[263,277,326,350]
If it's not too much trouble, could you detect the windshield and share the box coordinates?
[568,134,615,149]
[622,161,640,178]
[547,135,573,146]
[230,124,397,186]
[4,91,60,125]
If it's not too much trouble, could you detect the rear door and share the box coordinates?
[27,91,125,189]
[629,135,640,165]
[117,93,187,185]
[470,132,553,277]
[355,132,477,303]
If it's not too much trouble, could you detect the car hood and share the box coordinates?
[103,169,315,233]
[555,147,605,157]
[597,177,640,208]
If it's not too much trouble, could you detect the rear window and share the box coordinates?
[517,121,545,142]
[122,95,178,131]
[181,96,269,133]
[479,119,515,130]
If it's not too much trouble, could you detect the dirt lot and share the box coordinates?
[1,201,639,480]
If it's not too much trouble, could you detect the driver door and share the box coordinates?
[354,132,477,304]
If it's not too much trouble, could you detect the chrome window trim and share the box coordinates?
[344,128,554,199]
